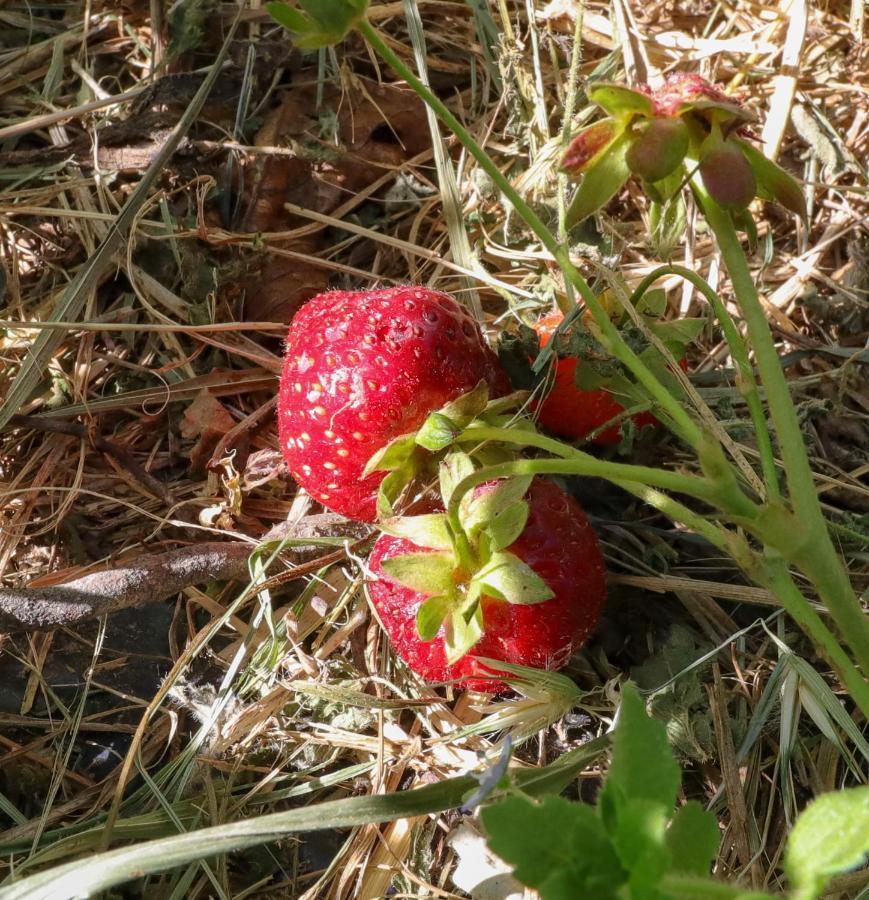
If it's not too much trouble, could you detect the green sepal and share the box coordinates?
[472,550,553,605]
[379,513,454,551]
[565,131,632,226]
[375,466,414,519]
[459,476,533,537]
[415,380,489,452]
[445,602,484,663]
[735,138,807,221]
[416,594,450,641]
[363,433,417,476]
[380,551,456,596]
[485,500,529,552]
[731,205,759,251]
[482,390,531,417]
[439,451,475,508]
[266,0,368,49]
[561,118,624,176]
[649,190,687,258]
[587,83,655,119]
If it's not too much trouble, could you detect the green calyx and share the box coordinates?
[266,0,369,49]
[378,472,553,663]
[364,382,528,518]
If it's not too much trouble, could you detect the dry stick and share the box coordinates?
[0,517,369,632]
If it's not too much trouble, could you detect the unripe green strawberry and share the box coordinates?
[700,141,757,210]
[626,118,689,183]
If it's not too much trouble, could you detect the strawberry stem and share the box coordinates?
[695,181,869,679]
[356,18,704,452]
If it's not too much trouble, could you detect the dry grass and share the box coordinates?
[0,0,867,897]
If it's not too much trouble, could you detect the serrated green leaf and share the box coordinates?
[444,604,483,662]
[785,786,869,900]
[363,433,417,476]
[379,514,454,551]
[380,552,455,596]
[734,139,807,220]
[485,500,529,552]
[603,683,681,815]
[459,476,532,537]
[588,83,655,119]
[665,801,720,876]
[473,550,553,605]
[482,794,625,899]
[416,595,449,641]
[606,794,671,892]
[565,131,632,226]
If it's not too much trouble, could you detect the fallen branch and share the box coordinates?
[0,516,368,633]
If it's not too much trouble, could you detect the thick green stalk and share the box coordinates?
[698,192,869,673]
[456,423,758,517]
[761,558,869,719]
[628,265,780,499]
[357,19,703,450]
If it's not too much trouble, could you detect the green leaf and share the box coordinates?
[444,603,484,662]
[606,794,671,892]
[603,683,681,816]
[588,83,655,119]
[562,118,623,175]
[266,2,314,33]
[665,801,720,876]
[637,288,668,318]
[416,595,450,641]
[363,433,417,476]
[473,551,553,605]
[266,0,368,48]
[439,451,475,508]
[459,475,532,536]
[735,139,807,220]
[565,131,632,226]
[485,500,529,552]
[482,794,625,899]
[785,786,869,900]
[379,514,454,551]
[380,552,455,596]
[648,318,705,351]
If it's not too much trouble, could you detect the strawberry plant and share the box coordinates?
[267,0,869,716]
[480,683,869,900]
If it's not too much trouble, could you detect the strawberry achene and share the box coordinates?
[278,286,508,521]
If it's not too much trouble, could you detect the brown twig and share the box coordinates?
[0,516,369,633]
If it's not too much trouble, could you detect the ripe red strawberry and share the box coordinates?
[367,478,606,692]
[533,312,659,445]
[278,286,509,521]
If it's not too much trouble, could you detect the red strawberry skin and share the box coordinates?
[367,479,607,692]
[533,312,681,444]
[278,287,509,521]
